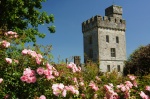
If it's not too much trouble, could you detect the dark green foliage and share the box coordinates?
[0,0,55,43]
[124,44,150,76]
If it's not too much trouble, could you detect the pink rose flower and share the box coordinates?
[79,82,84,86]
[62,89,67,97]
[23,68,35,76]
[128,75,136,81]
[65,85,79,95]
[7,31,16,35]
[36,57,42,65]
[22,49,28,55]
[44,69,52,76]
[125,81,133,89]
[133,80,137,87]
[14,59,19,64]
[20,75,28,82]
[53,71,59,77]
[29,76,36,83]
[89,81,99,91]
[0,78,3,83]
[30,51,37,58]
[81,94,85,98]
[37,67,44,75]
[104,85,112,91]
[26,76,36,83]
[67,62,81,73]
[14,34,19,38]
[39,95,46,99]
[21,67,36,83]
[1,40,10,48]
[67,62,74,68]
[5,58,12,64]
[52,83,65,96]
[37,54,43,59]
[95,76,101,81]
[4,31,18,38]
[46,63,53,70]
[140,91,149,99]
[124,91,130,99]
[46,75,55,80]
[145,86,150,92]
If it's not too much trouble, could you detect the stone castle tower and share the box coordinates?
[82,5,126,73]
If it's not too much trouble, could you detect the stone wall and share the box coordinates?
[98,28,126,61]
[83,28,98,62]
[99,61,124,73]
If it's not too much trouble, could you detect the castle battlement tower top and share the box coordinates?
[82,5,126,33]
[82,5,126,73]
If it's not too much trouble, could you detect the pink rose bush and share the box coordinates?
[103,75,150,99]
[1,31,150,99]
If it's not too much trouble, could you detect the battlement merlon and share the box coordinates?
[82,15,126,33]
[105,5,123,19]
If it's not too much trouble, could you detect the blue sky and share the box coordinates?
[36,0,150,63]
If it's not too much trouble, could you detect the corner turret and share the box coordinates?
[105,5,123,18]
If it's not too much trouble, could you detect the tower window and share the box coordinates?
[89,36,92,44]
[107,65,110,72]
[117,65,121,72]
[89,49,93,59]
[111,48,116,57]
[106,35,109,43]
[116,36,119,43]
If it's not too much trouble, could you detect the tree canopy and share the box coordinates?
[0,0,55,43]
[124,44,150,76]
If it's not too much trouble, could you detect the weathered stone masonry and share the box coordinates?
[82,5,126,73]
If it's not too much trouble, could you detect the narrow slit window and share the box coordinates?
[117,65,121,72]
[89,49,93,59]
[111,48,116,57]
[89,36,92,44]
[116,36,119,43]
[106,35,109,43]
[107,65,110,72]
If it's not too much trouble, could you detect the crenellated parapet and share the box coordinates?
[82,15,126,33]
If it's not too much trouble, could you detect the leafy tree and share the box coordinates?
[124,44,150,76]
[0,0,55,43]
